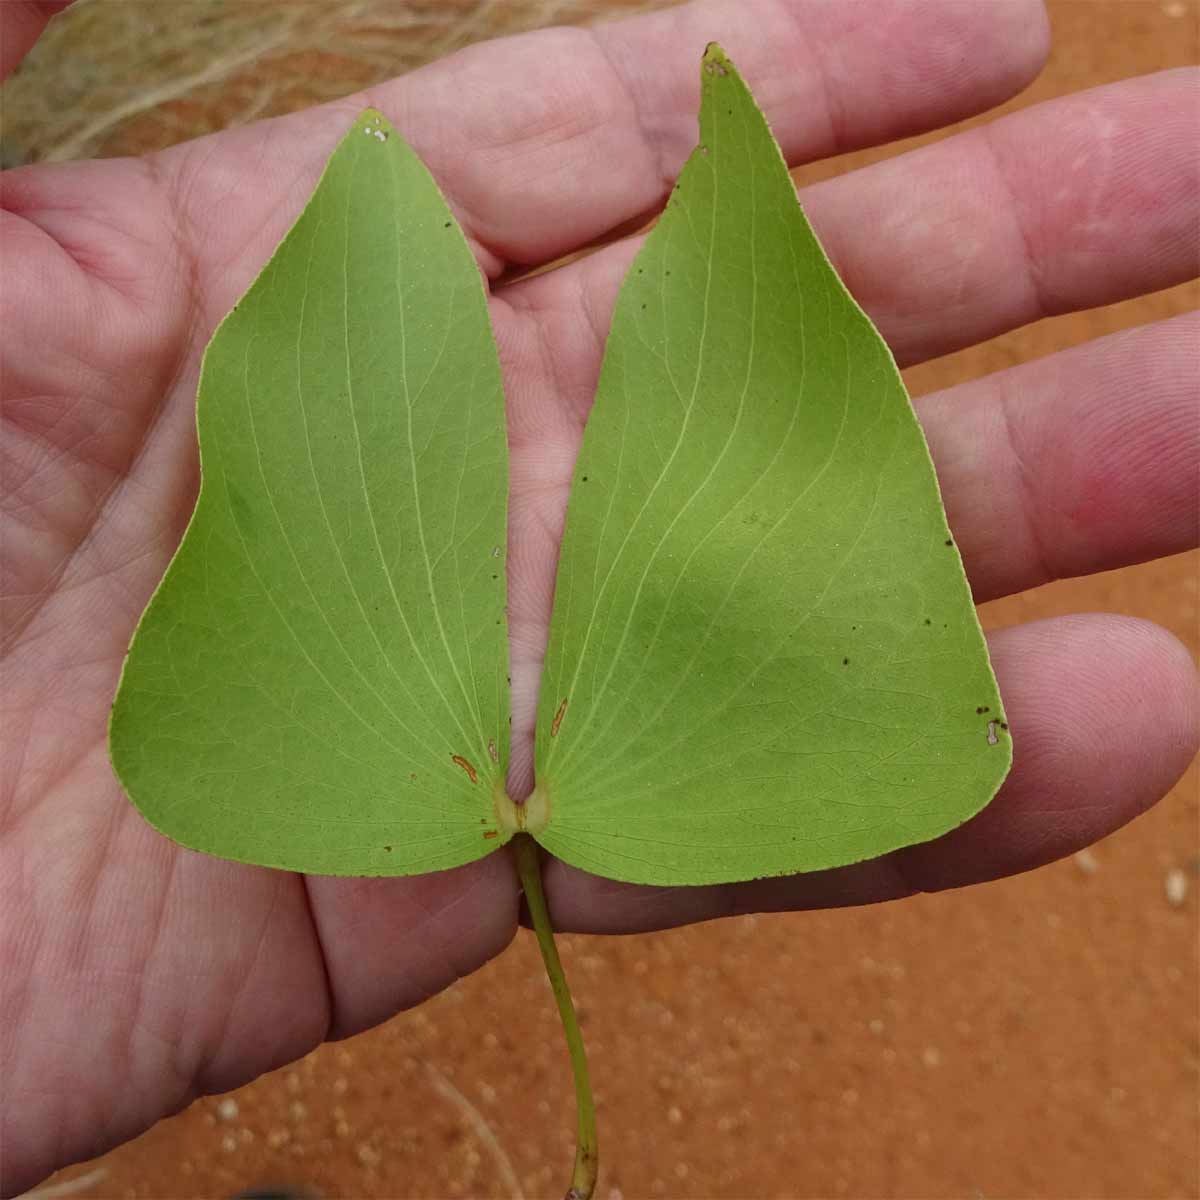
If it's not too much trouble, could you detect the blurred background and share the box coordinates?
[4,1,1196,1197]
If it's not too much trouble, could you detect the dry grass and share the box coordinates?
[0,0,671,165]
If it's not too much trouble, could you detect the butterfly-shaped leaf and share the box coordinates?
[530,45,1010,885]
[111,50,1009,889]
[110,111,511,876]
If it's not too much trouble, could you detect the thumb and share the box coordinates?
[2,2,73,83]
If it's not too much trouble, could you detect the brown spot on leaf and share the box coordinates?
[451,755,478,784]
[383,845,392,852]
[487,739,498,763]
[483,830,499,840]
[551,697,568,737]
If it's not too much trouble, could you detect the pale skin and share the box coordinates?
[2,0,1197,1192]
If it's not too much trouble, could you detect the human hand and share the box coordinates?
[2,0,1196,1192]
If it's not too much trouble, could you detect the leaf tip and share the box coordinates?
[702,42,730,76]
[354,107,394,144]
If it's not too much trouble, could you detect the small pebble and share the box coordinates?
[1165,868,1189,907]
[667,1105,683,1125]
[922,1046,942,1068]
[1073,848,1100,875]
[220,1134,238,1154]
[216,1098,238,1122]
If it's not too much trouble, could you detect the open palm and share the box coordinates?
[2,1,1196,1192]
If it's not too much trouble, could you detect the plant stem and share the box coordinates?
[512,832,598,1200]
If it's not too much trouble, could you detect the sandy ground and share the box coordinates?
[6,2,1198,1198]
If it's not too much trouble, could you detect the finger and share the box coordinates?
[304,854,518,1040]
[539,614,1200,933]
[803,67,1200,366]
[0,2,71,82]
[157,0,1048,278]
[919,313,1200,604]
[433,0,1049,266]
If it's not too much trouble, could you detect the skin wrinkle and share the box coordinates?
[980,121,1052,323]
[9,163,165,303]
[4,392,109,499]
[299,875,339,1045]
[0,211,197,647]
[16,797,131,1157]
[994,367,1057,592]
[588,26,676,203]
[771,0,845,154]
[199,873,300,1089]
[401,898,484,1008]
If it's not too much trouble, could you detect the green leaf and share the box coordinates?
[531,44,1010,885]
[109,110,511,876]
